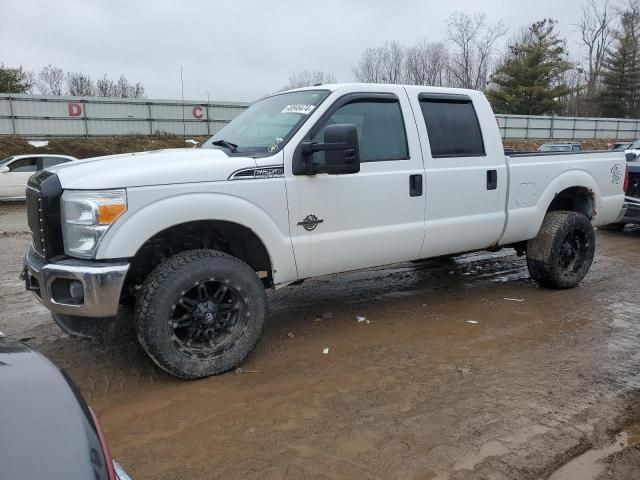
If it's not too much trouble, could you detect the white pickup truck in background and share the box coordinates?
[23,83,626,379]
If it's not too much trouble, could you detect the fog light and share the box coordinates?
[69,280,84,302]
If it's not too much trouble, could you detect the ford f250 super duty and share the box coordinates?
[23,83,627,379]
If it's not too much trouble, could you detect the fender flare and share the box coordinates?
[539,169,600,214]
[95,192,298,284]
[501,170,602,244]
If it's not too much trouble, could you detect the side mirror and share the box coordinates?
[625,151,638,162]
[300,124,360,175]
[0,166,9,173]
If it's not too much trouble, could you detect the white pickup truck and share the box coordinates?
[23,83,627,378]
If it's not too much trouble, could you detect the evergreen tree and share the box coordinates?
[0,64,33,94]
[598,6,640,118]
[485,19,576,115]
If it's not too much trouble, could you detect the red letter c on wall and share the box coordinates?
[68,103,82,117]
[192,106,204,119]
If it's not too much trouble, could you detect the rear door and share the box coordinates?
[285,86,426,278]
[0,157,37,198]
[408,89,506,257]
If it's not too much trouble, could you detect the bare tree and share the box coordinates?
[96,74,117,97]
[577,0,614,109]
[353,46,385,82]
[115,75,145,98]
[66,72,95,96]
[405,40,451,86]
[353,41,406,83]
[447,12,507,89]
[283,70,336,90]
[36,64,65,95]
[381,41,406,83]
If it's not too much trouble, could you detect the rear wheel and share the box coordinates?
[135,249,267,379]
[526,211,595,289]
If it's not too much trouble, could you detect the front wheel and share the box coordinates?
[135,249,267,379]
[526,211,595,289]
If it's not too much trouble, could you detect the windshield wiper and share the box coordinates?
[210,139,238,152]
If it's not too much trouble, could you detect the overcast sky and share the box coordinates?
[1,0,591,102]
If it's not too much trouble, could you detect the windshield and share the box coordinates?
[539,144,571,152]
[0,156,15,167]
[202,90,330,156]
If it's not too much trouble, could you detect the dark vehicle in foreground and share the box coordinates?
[0,335,131,480]
[537,142,582,153]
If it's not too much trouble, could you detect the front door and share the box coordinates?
[286,87,426,279]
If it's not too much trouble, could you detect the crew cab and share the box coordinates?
[23,84,626,379]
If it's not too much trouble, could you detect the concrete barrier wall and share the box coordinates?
[0,93,250,137]
[2,93,640,140]
[496,114,640,140]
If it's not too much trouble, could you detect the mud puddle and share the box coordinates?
[549,422,640,480]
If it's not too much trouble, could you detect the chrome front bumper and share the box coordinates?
[23,246,130,318]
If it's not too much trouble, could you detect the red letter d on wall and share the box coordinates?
[68,103,82,117]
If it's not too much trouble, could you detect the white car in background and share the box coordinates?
[0,154,76,200]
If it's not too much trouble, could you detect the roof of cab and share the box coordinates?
[281,82,485,98]
[10,154,76,159]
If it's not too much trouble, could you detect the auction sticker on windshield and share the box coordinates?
[281,104,316,115]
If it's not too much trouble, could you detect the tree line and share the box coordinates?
[0,64,145,98]
[284,1,640,119]
[3,0,640,117]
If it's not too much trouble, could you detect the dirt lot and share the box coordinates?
[2,201,640,480]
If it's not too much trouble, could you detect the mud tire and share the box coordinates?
[135,249,267,379]
[526,211,595,289]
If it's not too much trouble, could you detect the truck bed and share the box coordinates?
[500,150,626,244]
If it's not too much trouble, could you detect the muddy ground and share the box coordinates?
[2,201,640,480]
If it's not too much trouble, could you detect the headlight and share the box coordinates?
[61,189,127,258]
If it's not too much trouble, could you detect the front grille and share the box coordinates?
[25,186,44,255]
[628,173,640,199]
[26,171,64,259]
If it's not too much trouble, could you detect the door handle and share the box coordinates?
[409,174,423,197]
[486,170,497,190]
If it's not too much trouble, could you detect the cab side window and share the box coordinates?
[311,99,409,163]
[419,98,485,158]
[8,157,37,172]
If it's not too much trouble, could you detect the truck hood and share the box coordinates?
[49,148,256,189]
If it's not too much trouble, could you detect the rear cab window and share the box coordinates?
[418,94,485,158]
